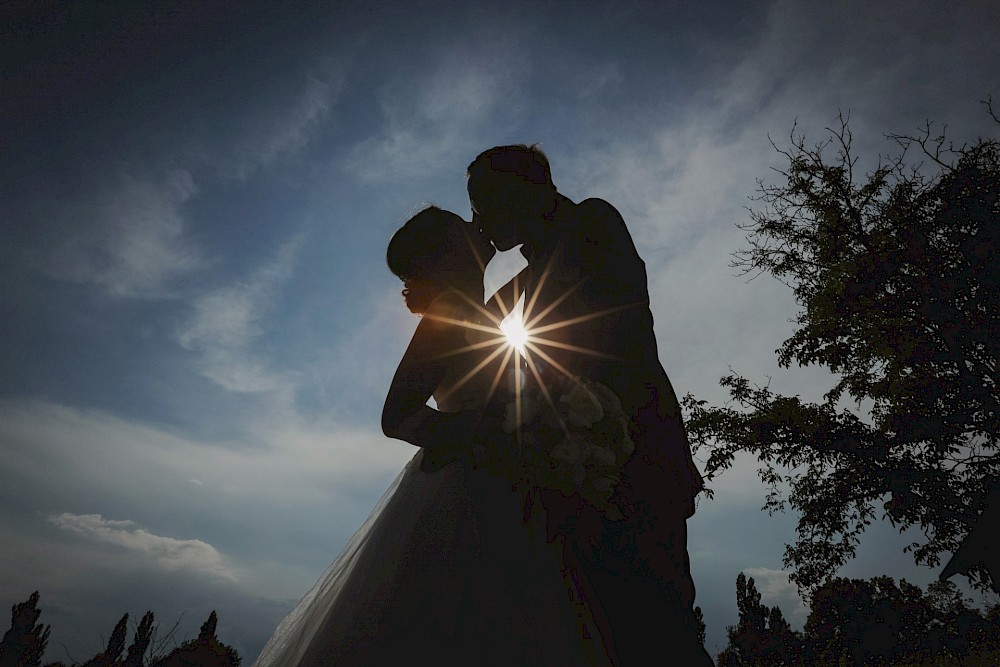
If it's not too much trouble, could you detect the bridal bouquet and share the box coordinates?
[491,374,634,520]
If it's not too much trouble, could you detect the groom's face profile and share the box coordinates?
[467,172,540,251]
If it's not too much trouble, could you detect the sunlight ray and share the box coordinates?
[528,301,642,336]
[486,273,523,322]
[524,352,570,435]
[427,335,509,362]
[484,345,516,409]
[444,288,510,327]
[521,252,559,325]
[512,346,524,450]
[522,341,579,384]
[528,336,620,359]
[422,314,505,334]
[434,343,512,406]
[523,278,587,331]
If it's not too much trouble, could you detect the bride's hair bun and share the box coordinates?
[387,206,494,284]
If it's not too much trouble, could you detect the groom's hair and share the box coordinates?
[466,144,554,188]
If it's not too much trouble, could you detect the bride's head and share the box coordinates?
[387,206,496,314]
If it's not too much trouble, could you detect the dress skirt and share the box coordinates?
[253,450,608,666]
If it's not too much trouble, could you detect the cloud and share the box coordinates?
[0,394,413,656]
[343,37,530,184]
[0,398,410,524]
[553,0,1000,420]
[218,75,342,181]
[0,390,413,663]
[177,236,302,398]
[574,62,623,101]
[48,513,239,582]
[42,170,204,298]
[0,507,290,665]
[24,70,341,300]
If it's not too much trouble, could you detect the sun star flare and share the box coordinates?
[500,307,530,355]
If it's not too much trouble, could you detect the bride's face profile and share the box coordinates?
[400,274,438,314]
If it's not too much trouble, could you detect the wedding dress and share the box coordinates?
[253,295,611,666]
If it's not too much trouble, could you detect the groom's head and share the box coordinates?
[467,144,557,251]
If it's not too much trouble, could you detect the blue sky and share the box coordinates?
[2,1,999,662]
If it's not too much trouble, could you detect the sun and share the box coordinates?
[499,298,529,355]
[424,257,634,416]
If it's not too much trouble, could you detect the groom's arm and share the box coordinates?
[576,199,704,506]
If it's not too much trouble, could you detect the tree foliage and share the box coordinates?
[0,591,50,667]
[153,610,240,667]
[804,577,998,666]
[718,574,1000,666]
[718,573,803,666]
[683,102,999,593]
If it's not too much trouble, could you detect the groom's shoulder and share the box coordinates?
[576,196,622,217]
[570,197,634,251]
[574,198,629,231]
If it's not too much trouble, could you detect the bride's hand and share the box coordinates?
[472,400,506,441]
[415,403,507,473]
[466,401,511,470]
[418,410,480,472]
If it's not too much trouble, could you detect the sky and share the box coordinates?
[2,1,998,663]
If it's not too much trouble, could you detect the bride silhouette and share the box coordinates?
[253,206,612,666]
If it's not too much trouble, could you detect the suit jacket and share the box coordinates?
[521,195,704,519]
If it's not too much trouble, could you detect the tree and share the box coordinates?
[683,102,1000,594]
[801,576,1000,666]
[106,615,129,665]
[804,576,908,665]
[124,612,154,667]
[0,592,242,667]
[0,591,50,667]
[694,605,707,648]
[717,573,804,666]
[151,611,241,667]
[80,614,129,666]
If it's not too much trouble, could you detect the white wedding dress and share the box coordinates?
[253,296,610,666]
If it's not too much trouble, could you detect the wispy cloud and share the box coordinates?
[343,38,530,184]
[177,237,302,398]
[0,394,410,608]
[48,512,239,582]
[573,62,623,101]
[29,70,340,301]
[42,170,204,298]
[0,398,407,516]
[218,75,342,181]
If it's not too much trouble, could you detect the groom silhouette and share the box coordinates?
[468,144,712,665]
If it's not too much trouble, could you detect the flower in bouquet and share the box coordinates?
[501,374,634,520]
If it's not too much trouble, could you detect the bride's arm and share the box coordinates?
[382,315,476,451]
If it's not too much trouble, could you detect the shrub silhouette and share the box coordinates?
[150,612,239,667]
[1,592,240,667]
[0,591,50,667]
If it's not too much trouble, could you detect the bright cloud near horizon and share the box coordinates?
[2,2,998,662]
